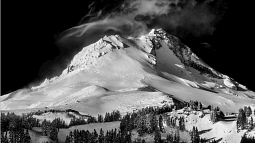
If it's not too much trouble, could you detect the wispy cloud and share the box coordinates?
[58,0,226,48]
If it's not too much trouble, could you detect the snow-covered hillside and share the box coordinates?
[1,29,254,114]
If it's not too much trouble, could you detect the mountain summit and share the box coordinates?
[1,29,254,114]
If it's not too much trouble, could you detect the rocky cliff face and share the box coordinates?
[149,29,247,91]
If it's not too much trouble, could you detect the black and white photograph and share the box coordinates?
[1,0,255,142]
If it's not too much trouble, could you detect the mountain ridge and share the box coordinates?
[1,29,254,114]
[32,28,247,91]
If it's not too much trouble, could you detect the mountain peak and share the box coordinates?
[3,28,254,113]
[31,29,248,92]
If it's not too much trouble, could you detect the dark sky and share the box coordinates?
[1,0,254,94]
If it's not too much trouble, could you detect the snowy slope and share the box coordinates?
[1,29,254,114]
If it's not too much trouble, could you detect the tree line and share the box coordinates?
[3,100,248,143]
[63,101,214,143]
[64,105,175,143]
[240,134,255,143]
[65,128,132,143]
[237,106,254,131]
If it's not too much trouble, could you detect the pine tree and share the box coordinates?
[98,114,104,123]
[24,129,31,143]
[159,115,164,132]
[93,129,98,142]
[137,116,147,136]
[246,106,252,117]
[126,131,132,143]
[190,126,200,143]
[244,106,248,116]
[98,128,104,143]
[69,131,74,143]
[65,135,70,143]
[174,130,180,143]
[104,112,109,122]
[49,125,58,142]
[210,108,217,123]
[195,127,200,143]
[150,114,157,131]
[166,116,171,127]
[237,108,246,130]
[9,130,15,143]
[179,117,185,131]
[1,132,8,143]
[249,117,254,130]
[154,126,161,143]
[198,102,202,110]
[41,119,48,136]
[166,133,173,143]
[17,127,25,143]
[190,127,194,143]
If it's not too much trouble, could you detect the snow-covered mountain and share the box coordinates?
[1,29,254,114]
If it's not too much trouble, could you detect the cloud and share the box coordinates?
[58,0,227,49]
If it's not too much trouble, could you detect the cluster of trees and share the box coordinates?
[1,112,68,143]
[189,126,217,143]
[165,130,180,143]
[6,101,244,143]
[69,117,92,127]
[118,105,177,142]
[65,128,132,143]
[118,104,196,143]
[173,102,187,111]
[119,107,175,143]
[240,134,255,143]
[166,116,176,128]
[41,119,64,142]
[69,110,121,127]
[210,108,218,123]
[1,109,122,142]
[103,110,121,122]
[25,109,73,116]
[1,113,31,143]
[135,104,173,116]
[187,101,203,111]
[1,121,31,143]
[154,125,162,143]
[209,106,225,124]
[129,105,177,137]
[1,112,40,131]
[190,127,200,143]
[178,117,185,131]
[40,110,123,142]
[52,118,69,129]
[165,116,185,132]
[237,106,254,131]
[22,108,89,120]
[135,114,164,136]
[1,112,41,143]
[118,104,176,138]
